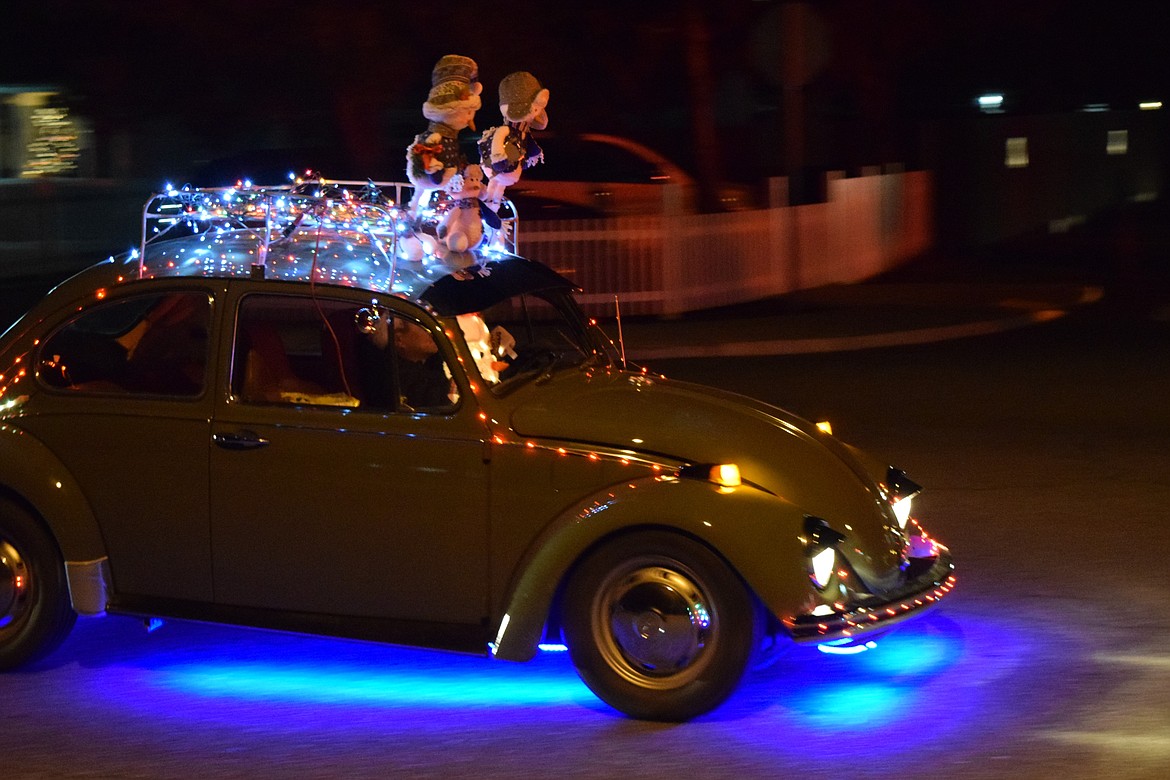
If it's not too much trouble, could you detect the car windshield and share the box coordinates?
[452,287,621,393]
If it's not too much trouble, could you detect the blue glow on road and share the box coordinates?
[142,622,963,720]
[794,681,911,728]
[158,658,589,709]
[846,624,958,678]
[736,622,964,732]
[56,605,1041,766]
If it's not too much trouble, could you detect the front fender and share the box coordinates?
[490,475,814,661]
[0,423,106,561]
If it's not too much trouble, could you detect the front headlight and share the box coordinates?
[891,494,913,528]
[810,546,836,588]
[885,467,922,529]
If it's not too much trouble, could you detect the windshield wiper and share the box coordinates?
[535,350,581,385]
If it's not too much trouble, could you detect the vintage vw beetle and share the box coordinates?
[0,181,954,721]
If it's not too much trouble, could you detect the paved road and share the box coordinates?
[3,265,1170,778]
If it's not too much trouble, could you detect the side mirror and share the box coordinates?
[354,306,382,335]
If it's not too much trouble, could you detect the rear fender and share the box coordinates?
[0,423,106,562]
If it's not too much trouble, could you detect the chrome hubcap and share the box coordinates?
[1,539,29,629]
[600,563,715,682]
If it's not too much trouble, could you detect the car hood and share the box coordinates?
[507,369,903,576]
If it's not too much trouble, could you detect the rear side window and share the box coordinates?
[39,291,211,397]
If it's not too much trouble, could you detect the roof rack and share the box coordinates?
[137,177,518,298]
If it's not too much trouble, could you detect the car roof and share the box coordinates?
[420,257,577,316]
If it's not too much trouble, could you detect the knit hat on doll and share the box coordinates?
[422,54,483,122]
[498,71,549,129]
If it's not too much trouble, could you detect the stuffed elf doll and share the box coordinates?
[478,71,550,212]
[406,54,482,214]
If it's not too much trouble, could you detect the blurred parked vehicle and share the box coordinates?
[500,133,755,218]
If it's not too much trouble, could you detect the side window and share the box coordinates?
[39,291,211,397]
[232,295,459,413]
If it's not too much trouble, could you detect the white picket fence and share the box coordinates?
[516,170,933,315]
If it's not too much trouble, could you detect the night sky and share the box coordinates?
[3,0,1168,180]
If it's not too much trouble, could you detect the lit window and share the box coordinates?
[23,105,81,177]
[1107,129,1128,155]
[1005,137,1029,168]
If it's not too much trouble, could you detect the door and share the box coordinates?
[28,288,217,601]
[209,291,490,624]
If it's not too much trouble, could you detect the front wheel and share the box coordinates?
[0,500,77,670]
[562,531,759,721]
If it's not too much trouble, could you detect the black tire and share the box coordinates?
[562,531,759,721]
[0,500,77,670]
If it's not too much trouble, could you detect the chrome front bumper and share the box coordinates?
[784,547,956,644]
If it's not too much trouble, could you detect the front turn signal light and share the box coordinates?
[710,463,741,488]
[679,462,742,490]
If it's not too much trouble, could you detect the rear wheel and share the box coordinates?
[562,531,758,721]
[0,501,76,670]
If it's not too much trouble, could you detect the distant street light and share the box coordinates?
[976,93,1004,113]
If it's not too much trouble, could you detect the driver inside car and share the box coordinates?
[361,312,455,410]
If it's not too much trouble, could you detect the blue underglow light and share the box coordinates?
[817,639,877,655]
[538,643,568,653]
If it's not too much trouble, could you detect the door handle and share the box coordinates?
[213,431,270,450]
